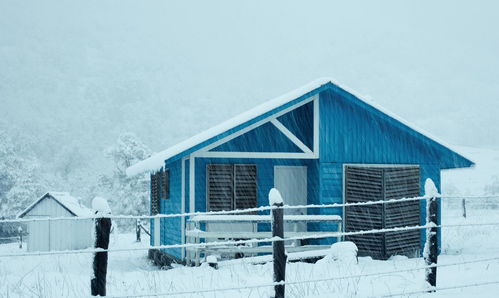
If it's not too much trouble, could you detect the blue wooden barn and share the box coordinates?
[127,78,473,262]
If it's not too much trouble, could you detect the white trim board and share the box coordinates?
[181,157,186,259]
[313,97,319,156]
[195,94,319,156]
[193,152,316,159]
[270,119,312,154]
[189,156,195,214]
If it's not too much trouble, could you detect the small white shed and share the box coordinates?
[17,192,94,252]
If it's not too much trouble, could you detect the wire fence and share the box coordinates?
[2,220,499,259]
[2,194,499,297]
[2,194,499,224]
[0,223,433,258]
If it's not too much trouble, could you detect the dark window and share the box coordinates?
[207,164,257,212]
[151,172,160,215]
[162,169,170,200]
[234,164,257,210]
[207,164,234,211]
[344,165,420,259]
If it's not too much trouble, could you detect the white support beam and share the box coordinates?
[270,119,312,154]
[197,94,318,154]
[189,156,195,214]
[313,96,320,157]
[154,217,160,246]
[193,151,316,159]
[180,157,186,259]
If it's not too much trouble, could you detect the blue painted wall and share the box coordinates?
[318,88,444,249]
[193,158,316,212]
[153,86,462,258]
[156,160,183,259]
[318,86,470,169]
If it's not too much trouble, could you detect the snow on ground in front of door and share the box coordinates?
[2,205,499,297]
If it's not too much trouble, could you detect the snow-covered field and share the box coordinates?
[442,146,499,197]
[1,206,499,298]
[2,147,499,297]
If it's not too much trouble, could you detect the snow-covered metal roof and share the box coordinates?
[126,78,473,176]
[17,192,93,218]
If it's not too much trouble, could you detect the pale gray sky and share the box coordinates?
[1,0,498,175]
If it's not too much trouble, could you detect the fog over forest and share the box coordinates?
[1,0,498,217]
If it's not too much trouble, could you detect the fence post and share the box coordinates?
[136,219,141,242]
[270,188,286,298]
[18,226,23,249]
[91,197,112,296]
[424,179,439,291]
[91,216,112,296]
[462,198,467,219]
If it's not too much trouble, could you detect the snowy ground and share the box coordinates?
[1,205,499,298]
[442,146,499,196]
[2,147,499,297]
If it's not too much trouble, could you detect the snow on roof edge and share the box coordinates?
[126,78,332,176]
[126,77,474,177]
[17,192,93,218]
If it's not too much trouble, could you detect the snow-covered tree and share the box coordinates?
[0,129,44,217]
[98,133,151,225]
[106,132,151,179]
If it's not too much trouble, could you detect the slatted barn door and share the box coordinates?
[384,167,420,257]
[345,165,420,259]
[344,167,385,258]
[207,164,234,211]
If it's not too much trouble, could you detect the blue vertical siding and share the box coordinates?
[319,88,456,167]
[316,163,343,245]
[318,90,444,250]
[153,85,467,260]
[157,159,183,259]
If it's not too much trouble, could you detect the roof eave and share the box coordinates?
[165,83,333,165]
[126,80,333,176]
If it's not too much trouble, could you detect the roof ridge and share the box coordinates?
[126,78,473,177]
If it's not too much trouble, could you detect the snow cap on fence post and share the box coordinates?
[424,178,439,198]
[92,197,111,215]
[269,188,284,206]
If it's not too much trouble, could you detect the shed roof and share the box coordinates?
[126,78,473,176]
[17,192,93,218]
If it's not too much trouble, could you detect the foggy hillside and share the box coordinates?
[1,0,498,213]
